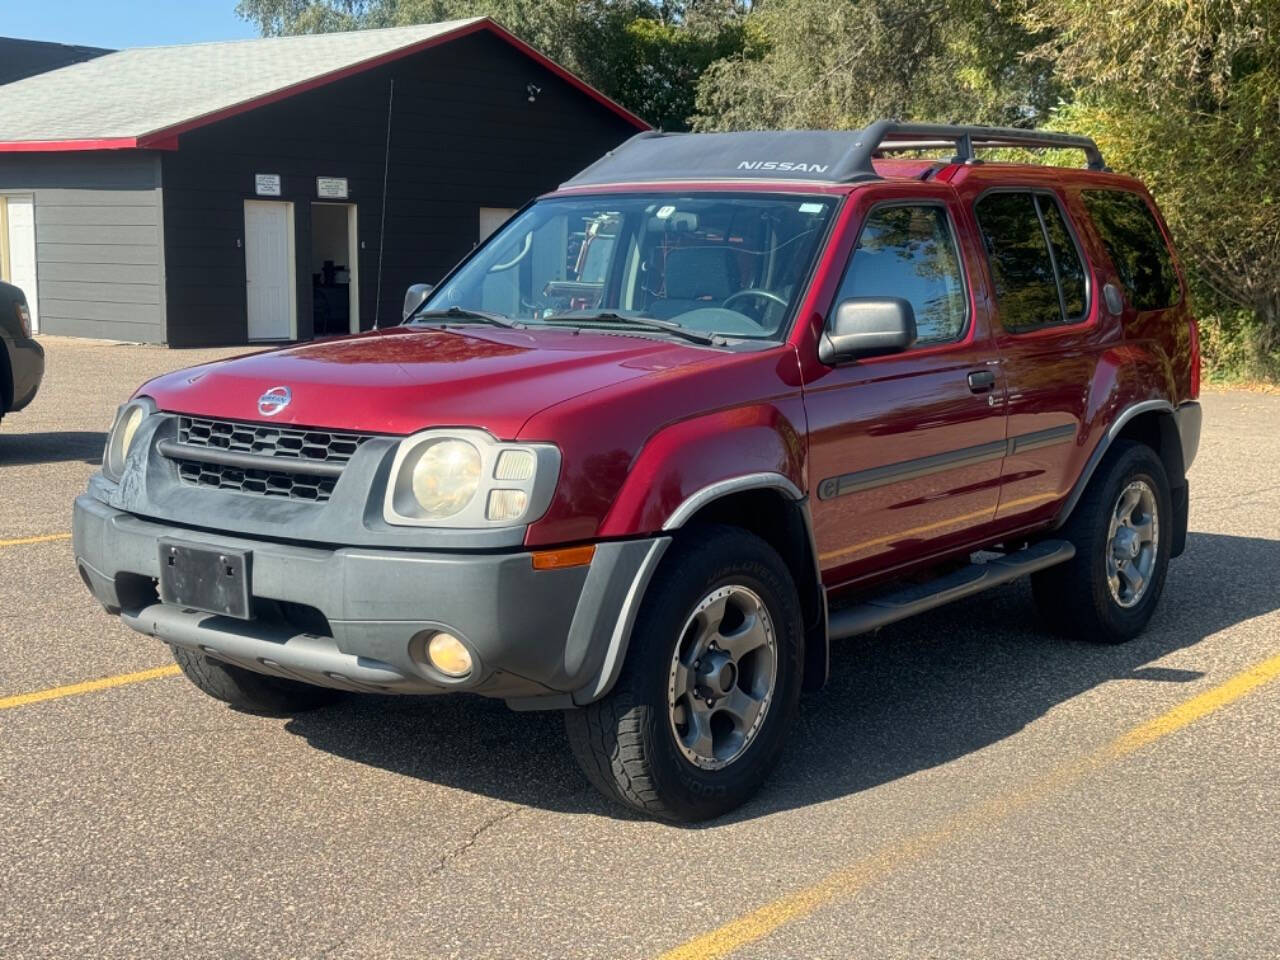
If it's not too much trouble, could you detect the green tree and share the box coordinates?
[692,0,1059,131]
[1027,0,1280,371]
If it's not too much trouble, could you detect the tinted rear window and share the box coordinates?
[1082,190,1179,311]
[1039,199,1087,319]
[974,192,1062,331]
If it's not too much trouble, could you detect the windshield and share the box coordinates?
[417,193,837,342]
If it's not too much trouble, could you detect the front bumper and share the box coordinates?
[73,494,667,707]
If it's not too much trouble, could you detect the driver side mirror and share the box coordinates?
[818,297,917,363]
[402,283,434,321]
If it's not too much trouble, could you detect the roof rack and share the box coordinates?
[858,121,1108,174]
[560,122,1107,188]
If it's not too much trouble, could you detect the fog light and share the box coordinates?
[427,632,473,677]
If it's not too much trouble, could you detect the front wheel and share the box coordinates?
[172,646,344,715]
[565,526,803,822]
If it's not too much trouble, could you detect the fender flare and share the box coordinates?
[668,472,830,692]
[661,472,804,529]
[572,472,830,704]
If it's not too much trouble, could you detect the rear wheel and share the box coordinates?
[565,526,803,822]
[171,646,344,715]
[1032,440,1172,643]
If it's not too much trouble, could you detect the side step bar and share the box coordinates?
[827,539,1075,641]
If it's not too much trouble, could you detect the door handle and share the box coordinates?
[967,370,996,393]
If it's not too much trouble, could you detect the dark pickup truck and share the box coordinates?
[75,122,1200,821]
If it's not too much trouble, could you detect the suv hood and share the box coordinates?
[139,325,711,437]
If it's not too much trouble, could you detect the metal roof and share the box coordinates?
[562,123,1106,187]
[0,18,646,151]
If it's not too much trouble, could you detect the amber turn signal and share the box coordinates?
[531,544,596,570]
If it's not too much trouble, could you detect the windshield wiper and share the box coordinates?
[538,311,719,346]
[408,306,522,329]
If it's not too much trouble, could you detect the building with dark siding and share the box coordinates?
[0,19,645,346]
[0,37,112,87]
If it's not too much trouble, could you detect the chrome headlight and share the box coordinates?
[384,429,559,528]
[104,397,156,480]
[410,439,483,519]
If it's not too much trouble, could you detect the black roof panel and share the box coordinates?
[562,123,1106,188]
[563,130,875,186]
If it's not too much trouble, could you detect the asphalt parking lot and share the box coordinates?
[2,336,1278,959]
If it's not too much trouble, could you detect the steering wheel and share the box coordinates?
[722,289,788,312]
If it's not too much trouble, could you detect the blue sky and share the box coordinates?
[5,0,259,49]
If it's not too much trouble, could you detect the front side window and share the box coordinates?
[419,193,837,343]
[833,204,968,345]
[1082,190,1179,311]
[975,191,1089,332]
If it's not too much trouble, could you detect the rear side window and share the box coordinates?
[834,204,968,345]
[974,191,1089,332]
[1082,190,1179,310]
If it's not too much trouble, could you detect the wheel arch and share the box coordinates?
[1054,399,1188,552]
[664,476,830,692]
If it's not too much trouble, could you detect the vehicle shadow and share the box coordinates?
[0,430,105,467]
[282,531,1280,824]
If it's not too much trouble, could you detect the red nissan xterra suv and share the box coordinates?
[74,123,1201,822]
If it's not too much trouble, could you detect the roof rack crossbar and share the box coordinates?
[834,121,1108,180]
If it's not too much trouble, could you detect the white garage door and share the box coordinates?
[3,195,39,333]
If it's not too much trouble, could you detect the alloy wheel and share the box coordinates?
[667,584,778,770]
[1106,479,1159,608]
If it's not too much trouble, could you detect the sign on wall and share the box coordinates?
[316,177,349,199]
[254,174,282,197]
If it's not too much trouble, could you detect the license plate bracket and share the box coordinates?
[158,540,253,620]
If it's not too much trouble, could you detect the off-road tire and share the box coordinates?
[1032,440,1172,644]
[565,525,804,822]
[172,646,343,715]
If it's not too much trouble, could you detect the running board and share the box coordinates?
[827,539,1075,641]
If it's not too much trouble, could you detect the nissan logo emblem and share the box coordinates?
[257,385,292,417]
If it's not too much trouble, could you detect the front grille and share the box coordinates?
[172,416,374,503]
[176,459,340,501]
[178,416,368,465]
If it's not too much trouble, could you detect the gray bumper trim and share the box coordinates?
[122,604,406,693]
[1175,400,1201,473]
[74,493,664,705]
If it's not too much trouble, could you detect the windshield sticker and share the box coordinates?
[798,202,825,214]
[656,205,677,219]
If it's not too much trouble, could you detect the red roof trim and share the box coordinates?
[0,18,647,153]
[0,137,143,152]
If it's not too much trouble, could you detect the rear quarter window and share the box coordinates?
[974,191,1088,332]
[1081,190,1180,310]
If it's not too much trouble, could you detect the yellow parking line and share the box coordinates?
[0,664,182,711]
[657,650,1280,960]
[0,532,72,548]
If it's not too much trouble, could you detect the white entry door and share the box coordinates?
[3,196,39,333]
[244,200,296,341]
